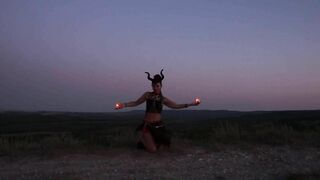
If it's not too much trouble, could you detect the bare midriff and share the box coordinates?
[144,112,161,124]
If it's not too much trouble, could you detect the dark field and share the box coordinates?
[1,110,320,156]
[1,110,320,179]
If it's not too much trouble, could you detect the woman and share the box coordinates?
[115,69,200,153]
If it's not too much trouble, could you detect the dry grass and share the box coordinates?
[1,110,320,156]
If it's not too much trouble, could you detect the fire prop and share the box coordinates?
[115,103,121,109]
[195,98,201,104]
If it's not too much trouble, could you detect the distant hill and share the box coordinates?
[1,109,320,120]
[1,109,320,127]
[1,109,320,147]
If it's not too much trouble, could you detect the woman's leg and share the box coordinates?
[136,131,145,149]
[142,132,157,153]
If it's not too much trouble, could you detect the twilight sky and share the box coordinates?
[1,0,320,112]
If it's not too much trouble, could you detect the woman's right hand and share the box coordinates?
[114,102,125,110]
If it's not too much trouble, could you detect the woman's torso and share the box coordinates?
[144,112,161,123]
[144,92,163,123]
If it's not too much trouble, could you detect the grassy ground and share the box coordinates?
[0,110,320,156]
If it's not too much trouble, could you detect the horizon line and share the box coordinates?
[1,109,320,113]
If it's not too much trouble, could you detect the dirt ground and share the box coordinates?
[0,141,319,180]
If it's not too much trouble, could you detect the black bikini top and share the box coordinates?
[146,92,163,113]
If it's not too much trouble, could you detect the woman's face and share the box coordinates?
[152,82,162,94]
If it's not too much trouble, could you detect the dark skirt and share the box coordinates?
[136,121,171,146]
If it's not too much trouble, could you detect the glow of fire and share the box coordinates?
[195,98,201,103]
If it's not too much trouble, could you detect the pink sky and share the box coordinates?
[1,1,320,112]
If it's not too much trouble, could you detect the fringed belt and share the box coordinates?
[146,121,165,129]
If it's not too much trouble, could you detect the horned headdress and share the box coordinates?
[145,69,164,85]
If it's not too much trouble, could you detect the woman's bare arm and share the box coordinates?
[163,96,190,109]
[123,92,149,107]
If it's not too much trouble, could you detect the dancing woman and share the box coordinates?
[115,69,200,153]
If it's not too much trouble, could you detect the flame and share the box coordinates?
[195,98,201,103]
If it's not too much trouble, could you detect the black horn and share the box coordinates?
[160,69,164,80]
[145,72,153,81]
